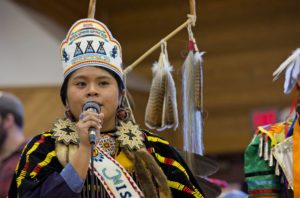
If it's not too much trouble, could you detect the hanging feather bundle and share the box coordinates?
[182,37,205,169]
[145,42,178,131]
[164,62,178,128]
[145,53,166,129]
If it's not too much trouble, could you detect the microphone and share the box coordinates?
[82,101,101,145]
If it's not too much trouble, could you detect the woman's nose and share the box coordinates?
[87,84,99,97]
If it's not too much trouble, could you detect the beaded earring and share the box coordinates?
[116,96,132,122]
[65,105,75,122]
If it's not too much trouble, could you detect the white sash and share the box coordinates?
[90,145,144,198]
[272,136,293,189]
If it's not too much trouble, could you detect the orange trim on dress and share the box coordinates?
[294,119,300,197]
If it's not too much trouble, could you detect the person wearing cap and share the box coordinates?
[8,19,205,198]
[0,92,26,198]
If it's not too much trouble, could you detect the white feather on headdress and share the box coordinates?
[273,48,300,94]
[145,42,178,131]
[284,54,300,94]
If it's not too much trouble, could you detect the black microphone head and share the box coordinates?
[82,101,101,113]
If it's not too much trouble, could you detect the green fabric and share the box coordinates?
[245,135,275,174]
[244,135,281,197]
[245,133,294,198]
[246,175,280,190]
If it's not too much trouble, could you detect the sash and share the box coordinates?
[91,145,144,198]
[272,136,293,189]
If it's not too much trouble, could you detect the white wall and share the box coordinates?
[0,0,150,91]
[0,0,65,87]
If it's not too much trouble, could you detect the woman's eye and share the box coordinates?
[75,82,86,87]
[99,81,109,86]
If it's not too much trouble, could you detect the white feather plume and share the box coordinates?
[182,50,205,157]
[273,48,300,94]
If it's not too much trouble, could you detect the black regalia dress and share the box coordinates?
[8,121,204,198]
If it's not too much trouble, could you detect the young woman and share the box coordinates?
[8,18,205,198]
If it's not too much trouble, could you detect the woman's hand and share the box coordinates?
[76,110,104,148]
[70,111,104,180]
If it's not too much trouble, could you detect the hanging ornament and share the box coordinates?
[264,136,269,161]
[115,121,145,151]
[182,24,205,159]
[52,118,79,145]
[258,134,264,157]
[145,41,178,131]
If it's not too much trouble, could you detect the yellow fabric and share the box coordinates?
[258,121,290,146]
[258,127,276,145]
[147,136,169,145]
[15,144,28,173]
[154,152,189,179]
[294,120,300,197]
[30,151,56,178]
[167,180,204,198]
[168,180,185,191]
[16,134,50,187]
[42,132,52,137]
[115,150,134,171]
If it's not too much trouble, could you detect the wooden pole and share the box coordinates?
[123,0,197,74]
[124,18,193,74]
[189,0,196,16]
[88,0,96,18]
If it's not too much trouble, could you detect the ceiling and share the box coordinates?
[7,0,300,154]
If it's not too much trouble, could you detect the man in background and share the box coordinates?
[0,92,26,198]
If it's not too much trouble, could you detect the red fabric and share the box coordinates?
[206,178,228,188]
[188,40,195,51]
[164,157,175,165]
[248,188,280,195]
[0,151,21,198]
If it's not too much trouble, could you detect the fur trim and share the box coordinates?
[55,142,79,167]
[134,152,157,198]
[136,149,172,198]
[55,142,69,166]
[124,148,159,198]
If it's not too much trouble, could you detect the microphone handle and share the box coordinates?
[89,128,97,145]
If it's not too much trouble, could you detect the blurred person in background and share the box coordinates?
[0,92,26,198]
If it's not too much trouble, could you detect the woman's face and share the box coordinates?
[66,66,121,131]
